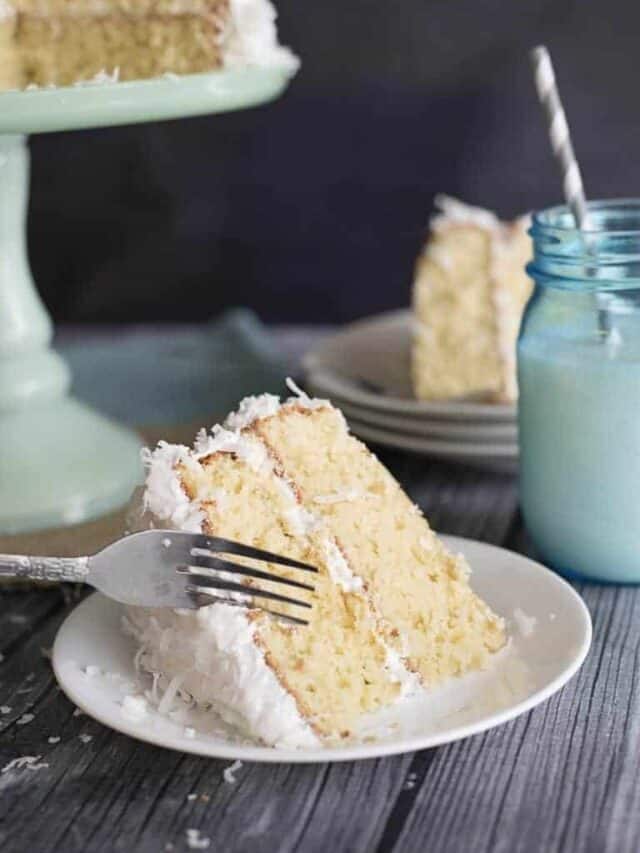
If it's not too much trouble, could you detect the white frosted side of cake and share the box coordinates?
[223,0,299,70]
[132,434,321,749]
[126,603,320,749]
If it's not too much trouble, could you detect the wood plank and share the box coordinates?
[378,582,638,853]
[1,458,615,853]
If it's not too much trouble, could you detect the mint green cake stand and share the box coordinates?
[0,67,292,534]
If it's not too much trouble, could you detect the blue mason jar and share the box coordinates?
[519,199,640,583]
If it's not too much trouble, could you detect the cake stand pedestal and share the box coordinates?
[0,68,292,534]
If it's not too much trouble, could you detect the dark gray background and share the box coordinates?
[29,0,640,323]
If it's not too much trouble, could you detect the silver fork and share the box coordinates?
[0,530,318,626]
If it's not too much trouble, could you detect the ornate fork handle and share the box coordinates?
[0,554,90,584]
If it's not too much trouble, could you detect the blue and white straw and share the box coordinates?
[530,45,591,230]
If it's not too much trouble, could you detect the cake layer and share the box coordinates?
[0,0,298,89]
[412,196,532,403]
[6,1,223,14]
[14,14,223,86]
[0,10,19,89]
[253,401,506,685]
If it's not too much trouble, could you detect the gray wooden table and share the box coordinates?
[0,328,635,853]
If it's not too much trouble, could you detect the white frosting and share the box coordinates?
[384,646,421,697]
[431,194,501,232]
[193,424,270,472]
[0,1,15,21]
[142,443,204,532]
[222,0,299,72]
[313,489,369,505]
[126,604,319,748]
[224,392,280,430]
[322,540,363,593]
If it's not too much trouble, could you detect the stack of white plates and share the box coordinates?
[302,310,518,472]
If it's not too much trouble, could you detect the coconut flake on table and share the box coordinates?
[223,759,243,784]
[185,828,210,850]
[16,713,34,726]
[2,755,48,774]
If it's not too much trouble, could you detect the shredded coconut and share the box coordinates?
[16,713,34,726]
[79,734,93,744]
[0,706,10,714]
[121,695,148,721]
[73,67,120,87]
[47,737,61,745]
[185,829,210,850]
[313,489,369,505]
[223,759,243,783]
[224,392,281,430]
[513,607,537,638]
[404,771,418,790]
[2,755,48,774]
[285,376,327,409]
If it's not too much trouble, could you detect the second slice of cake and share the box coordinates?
[412,195,532,403]
[127,383,506,747]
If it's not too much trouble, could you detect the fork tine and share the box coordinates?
[182,555,316,592]
[184,578,312,610]
[186,534,318,573]
[190,593,309,625]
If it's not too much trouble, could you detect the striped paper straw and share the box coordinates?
[530,45,591,230]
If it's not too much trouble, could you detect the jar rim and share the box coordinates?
[532,198,640,236]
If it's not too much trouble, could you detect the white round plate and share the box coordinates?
[52,536,591,764]
[303,311,517,423]
[345,418,519,472]
[317,395,519,443]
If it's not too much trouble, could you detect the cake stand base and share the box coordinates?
[0,68,293,535]
[0,398,142,535]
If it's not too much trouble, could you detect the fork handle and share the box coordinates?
[0,554,90,584]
